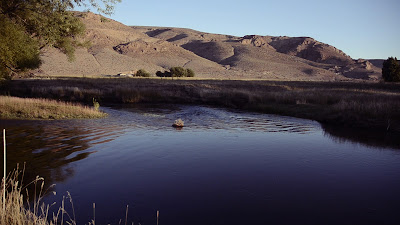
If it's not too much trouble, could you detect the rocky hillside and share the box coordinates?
[34,12,381,81]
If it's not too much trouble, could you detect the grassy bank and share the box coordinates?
[3,78,400,132]
[0,96,106,120]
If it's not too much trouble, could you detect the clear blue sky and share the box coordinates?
[79,0,399,59]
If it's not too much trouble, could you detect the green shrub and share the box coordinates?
[186,68,195,77]
[156,71,172,77]
[170,67,187,77]
[169,67,195,77]
[136,69,151,77]
[382,57,400,82]
[0,15,41,79]
[156,70,172,77]
[156,71,164,77]
[164,71,172,77]
[100,16,110,22]
[157,68,194,78]
[93,98,100,111]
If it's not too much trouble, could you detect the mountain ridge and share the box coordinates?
[34,12,381,81]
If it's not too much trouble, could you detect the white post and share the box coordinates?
[157,210,159,225]
[3,129,5,211]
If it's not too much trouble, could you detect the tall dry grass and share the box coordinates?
[3,78,400,131]
[0,170,142,225]
[1,128,75,225]
[0,131,138,225]
[1,158,76,225]
[0,96,106,120]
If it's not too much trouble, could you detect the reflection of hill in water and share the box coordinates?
[0,119,123,193]
[322,124,400,150]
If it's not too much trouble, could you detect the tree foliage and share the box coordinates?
[69,0,122,15]
[136,69,151,77]
[382,57,400,82]
[186,68,195,77]
[0,15,41,79]
[170,67,196,77]
[156,70,172,77]
[170,67,187,77]
[156,67,195,78]
[0,0,120,79]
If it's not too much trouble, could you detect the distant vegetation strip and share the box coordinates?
[3,78,400,132]
[0,96,107,120]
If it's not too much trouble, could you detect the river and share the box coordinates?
[1,104,400,225]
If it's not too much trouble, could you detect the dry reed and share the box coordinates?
[0,96,106,120]
[1,128,77,225]
[3,78,400,131]
[1,132,150,225]
[2,129,5,213]
[1,159,72,225]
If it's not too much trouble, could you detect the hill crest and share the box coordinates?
[34,12,381,81]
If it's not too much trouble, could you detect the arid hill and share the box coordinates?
[34,12,381,81]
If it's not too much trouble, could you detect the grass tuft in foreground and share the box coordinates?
[0,96,107,120]
[1,167,76,225]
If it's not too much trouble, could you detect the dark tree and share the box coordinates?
[156,71,164,77]
[382,57,400,82]
[0,0,120,79]
[186,68,195,77]
[136,69,151,77]
[0,15,41,79]
[164,71,172,77]
[170,67,187,77]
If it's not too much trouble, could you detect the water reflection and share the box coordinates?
[0,118,124,191]
[0,104,318,193]
[2,105,398,191]
[322,124,400,150]
[1,104,400,225]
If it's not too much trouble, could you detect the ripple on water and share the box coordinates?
[1,104,400,225]
[108,104,318,133]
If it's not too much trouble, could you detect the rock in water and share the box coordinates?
[172,119,184,127]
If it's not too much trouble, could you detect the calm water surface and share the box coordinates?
[1,105,400,225]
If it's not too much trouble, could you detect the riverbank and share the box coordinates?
[0,96,106,120]
[2,78,400,132]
